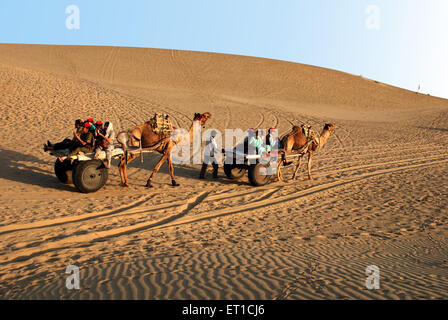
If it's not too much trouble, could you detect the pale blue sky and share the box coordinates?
[0,0,447,98]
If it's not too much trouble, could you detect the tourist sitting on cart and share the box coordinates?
[243,128,255,154]
[94,121,116,168]
[94,121,104,138]
[248,129,270,155]
[265,127,291,166]
[266,128,281,151]
[86,117,96,132]
[65,122,95,159]
[93,120,105,154]
[44,119,83,152]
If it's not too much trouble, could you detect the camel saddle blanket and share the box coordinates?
[302,125,320,146]
[151,113,173,135]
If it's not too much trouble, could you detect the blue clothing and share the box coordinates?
[248,136,270,154]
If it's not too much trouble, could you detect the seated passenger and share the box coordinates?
[94,121,115,168]
[243,128,256,154]
[248,129,270,155]
[44,119,83,151]
[94,121,104,139]
[66,122,95,157]
[85,117,96,132]
[266,127,292,166]
[266,128,280,151]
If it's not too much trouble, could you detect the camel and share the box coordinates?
[117,112,211,188]
[278,123,336,181]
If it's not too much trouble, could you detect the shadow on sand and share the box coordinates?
[120,152,250,187]
[0,148,251,192]
[416,126,448,133]
[0,148,75,191]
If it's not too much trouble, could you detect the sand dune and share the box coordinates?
[0,44,448,299]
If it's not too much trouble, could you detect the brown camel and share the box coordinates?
[278,123,336,181]
[117,112,211,188]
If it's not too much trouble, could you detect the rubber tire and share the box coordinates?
[54,159,73,184]
[248,163,271,186]
[73,160,108,193]
[224,164,246,179]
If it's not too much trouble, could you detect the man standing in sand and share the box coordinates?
[199,130,219,179]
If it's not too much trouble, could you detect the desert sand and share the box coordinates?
[0,44,447,299]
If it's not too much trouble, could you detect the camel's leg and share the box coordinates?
[307,152,314,180]
[276,161,281,181]
[146,153,168,188]
[277,161,284,182]
[118,158,124,183]
[118,157,128,187]
[123,160,129,186]
[167,154,179,187]
[118,154,138,187]
[291,156,303,180]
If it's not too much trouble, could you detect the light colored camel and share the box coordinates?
[117,112,211,188]
[278,123,336,181]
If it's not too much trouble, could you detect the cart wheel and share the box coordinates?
[224,164,246,179]
[248,163,271,186]
[54,159,73,184]
[73,160,108,193]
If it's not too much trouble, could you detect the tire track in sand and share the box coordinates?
[145,157,448,231]
[0,193,157,235]
[0,192,210,264]
[0,184,280,237]
[2,157,446,265]
[2,150,446,236]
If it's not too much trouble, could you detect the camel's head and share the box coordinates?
[324,123,337,134]
[291,125,301,133]
[193,112,212,127]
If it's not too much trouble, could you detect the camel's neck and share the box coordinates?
[188,122,195,141]
[319,128,332,146]
[178,121,197,143]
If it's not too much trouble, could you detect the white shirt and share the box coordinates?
[269,134,278,149]
[105,122,116,142]
[204,136,218,158]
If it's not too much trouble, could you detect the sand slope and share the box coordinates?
[0,44,448,299]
